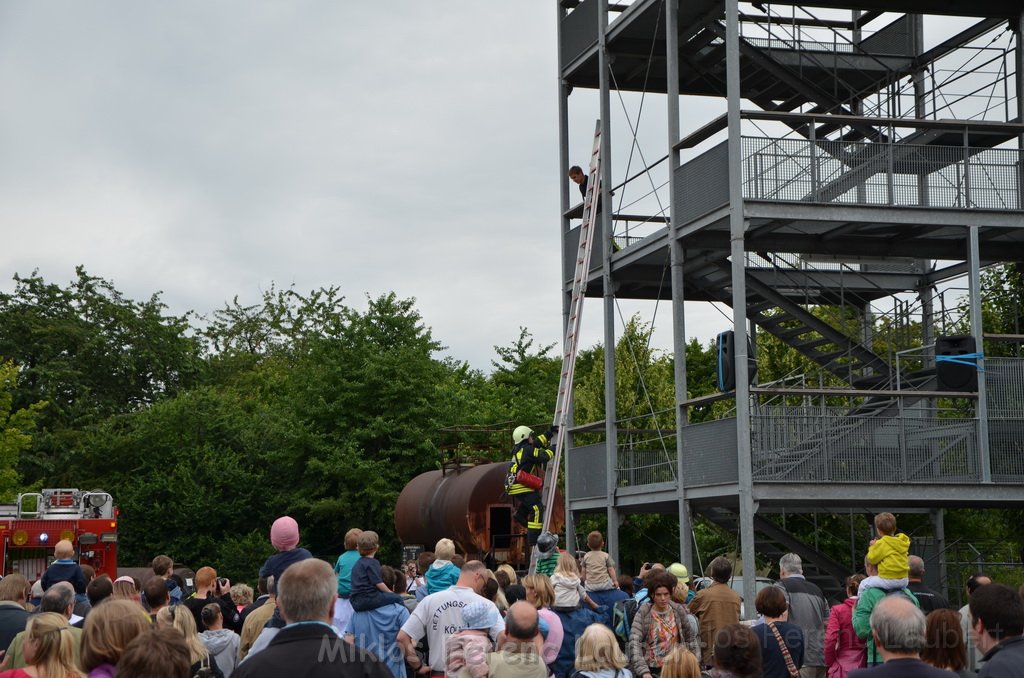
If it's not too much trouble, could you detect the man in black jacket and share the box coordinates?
[568,165,588,199]
[970,583,1024,678]
[234,559,391,678]
[568,165,605,214]
[906,555,950,613]
[184,566,240,632]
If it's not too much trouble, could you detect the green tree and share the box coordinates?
[489,328,560,427]
[273,292,460,561]
[680,337,724,423]
[573,315,675,430]
[0,268,201,481]
[80,384,315,581]
[0,362,45,500]
[970,263,1024,357]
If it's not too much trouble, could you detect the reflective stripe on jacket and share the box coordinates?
[507,433,553,495]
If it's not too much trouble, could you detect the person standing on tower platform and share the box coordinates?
[568,166,588,200]
[569,165,606,213]
[506,425,557,547]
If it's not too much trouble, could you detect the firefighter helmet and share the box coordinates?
[512,425,533,444]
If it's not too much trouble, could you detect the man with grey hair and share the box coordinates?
[234,559,391,678]
[906,555,949,613]
[848,595,953,676]
[778,553,829,678]
[5,582,83,668]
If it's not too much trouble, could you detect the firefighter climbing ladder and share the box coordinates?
[529,120,602,574]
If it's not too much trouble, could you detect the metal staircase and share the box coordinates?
[684,257,894,381]
[683,253,949,480]
[675,12,912,144]
[700,506,851,603]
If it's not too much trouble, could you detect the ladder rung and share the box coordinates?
[533,120,601,577]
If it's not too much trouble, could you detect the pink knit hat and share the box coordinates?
[270,516,300,551]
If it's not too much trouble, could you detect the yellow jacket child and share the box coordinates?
[867,532,911,579]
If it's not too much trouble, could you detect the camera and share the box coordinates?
[218,577,228,588]
[643,562,651,569]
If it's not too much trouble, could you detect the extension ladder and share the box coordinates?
[529,119,603,574]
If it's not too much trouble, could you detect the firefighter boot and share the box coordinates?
[513,496,531,528]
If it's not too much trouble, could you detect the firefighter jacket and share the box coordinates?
[507,433,554,495]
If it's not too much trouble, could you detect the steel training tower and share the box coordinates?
[556,0,1024,606]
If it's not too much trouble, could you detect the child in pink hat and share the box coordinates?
[259,516,312,584]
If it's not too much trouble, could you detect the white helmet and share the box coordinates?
[512,425,533,444]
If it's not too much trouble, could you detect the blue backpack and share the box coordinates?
[612,593,647,648]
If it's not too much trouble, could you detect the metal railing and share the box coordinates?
[985,357,1024,419]
[743,36,856,54]
[742,137,1024,211]
[617,444,677,487]
[751,403,981,483]
[942,539,1024,608]
[984,357,1024,480]
[572,357,1024,488]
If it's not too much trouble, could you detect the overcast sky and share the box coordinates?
[0,2,593,370]
[0,3,992,372]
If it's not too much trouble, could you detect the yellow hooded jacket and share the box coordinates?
[867,532,911,579]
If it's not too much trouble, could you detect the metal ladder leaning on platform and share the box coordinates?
[529,119,602,574]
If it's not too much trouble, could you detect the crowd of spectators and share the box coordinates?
[0,523,1021,678]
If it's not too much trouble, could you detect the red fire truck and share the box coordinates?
[0,489,118,581]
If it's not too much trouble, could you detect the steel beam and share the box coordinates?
[968,226,992,483]
[724,0,758,618]
[665,0,692,573]
[597,0,621,565]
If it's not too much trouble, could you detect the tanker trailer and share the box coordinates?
[395,461,564,567]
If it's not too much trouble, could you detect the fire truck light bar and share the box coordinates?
[100,533,117,543]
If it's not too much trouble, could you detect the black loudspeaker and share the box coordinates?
[717,331,757,392]
[935,335,978,392]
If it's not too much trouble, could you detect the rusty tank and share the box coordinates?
[395,461,564,566]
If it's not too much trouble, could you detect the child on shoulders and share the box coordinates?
[41,539,86,594]
[859,511,911,595]
[550,552,598,612]
[259,516,313,584]
[349,530,405,612]
[580,530,618,592]
[425,538,461,595]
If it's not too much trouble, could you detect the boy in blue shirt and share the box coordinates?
[350,531,405,612]
[41,540,86,594]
